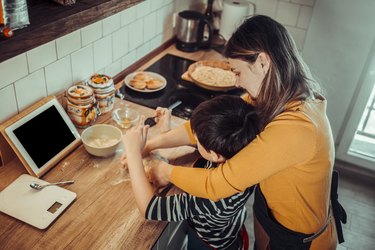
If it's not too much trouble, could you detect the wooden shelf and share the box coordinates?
[0,0,142,63]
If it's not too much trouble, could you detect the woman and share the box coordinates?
[143,15,339,249]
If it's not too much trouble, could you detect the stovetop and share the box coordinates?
[119,54,245,120]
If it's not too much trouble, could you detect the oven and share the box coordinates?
[118,54,245,120]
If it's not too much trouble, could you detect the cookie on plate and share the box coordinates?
[147,79,164,89]
[129,79,147,90]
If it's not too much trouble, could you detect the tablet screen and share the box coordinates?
[13,105,76,168]
[4,97,81,177]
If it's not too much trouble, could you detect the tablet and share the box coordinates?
[4,97,81,177]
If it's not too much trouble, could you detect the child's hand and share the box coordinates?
[122,117,149,157]
[120,141,152,166]
[155,107,171,133]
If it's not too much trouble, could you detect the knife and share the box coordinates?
[144,100,182,127]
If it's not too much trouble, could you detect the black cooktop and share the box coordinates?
[119,54,245,120]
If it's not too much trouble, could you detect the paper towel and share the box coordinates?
[219,0,255,41]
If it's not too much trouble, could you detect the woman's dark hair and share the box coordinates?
[224,15,323,126]
[190,95,260,159]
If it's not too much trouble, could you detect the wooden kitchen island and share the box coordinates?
[0,45,225,249]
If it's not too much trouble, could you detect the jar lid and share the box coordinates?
[87,74,114,89]
[67,85,94,99]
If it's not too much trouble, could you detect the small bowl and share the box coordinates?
[81,124,122,157]
[112,106,140,129]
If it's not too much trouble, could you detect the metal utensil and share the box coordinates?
[144,100,182,127]
[30,180,75,190]
[115,89,125,100]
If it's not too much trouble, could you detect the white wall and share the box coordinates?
[0,0,176,123]
[0,0,316,123]
[302,0,375,144]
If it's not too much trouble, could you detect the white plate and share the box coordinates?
[124,71,167,93]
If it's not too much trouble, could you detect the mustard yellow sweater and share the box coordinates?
[171,98,337,249]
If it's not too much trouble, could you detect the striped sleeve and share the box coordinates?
[145,193,219,222]
[145,193,191,221]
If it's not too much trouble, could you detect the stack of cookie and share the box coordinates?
[129,72,164,90]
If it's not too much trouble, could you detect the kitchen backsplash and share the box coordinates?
[0,0,315,123]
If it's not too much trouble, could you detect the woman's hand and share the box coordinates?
[148,159,174,188]
[154,107,171,133]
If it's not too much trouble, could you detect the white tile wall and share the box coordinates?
[291,0,315,6]
[156,4,174,35]
[151,0,164,11]
[150,34,164,51]
[136,1,151,19]
[0,0,316,123]
[0,54,28,89]
[254,0,278,18]
[128,19,144,51]
[136,42,151,61]
[45,56,73,95]
[113,26,129,61]
[143,11,157,42]
[93,36,113,72]
[286,26,306,50]
[105,59,123,77]
[122,50,137,69]
[0,85,18,123]
[103,12,122,36]
[56,30,81,59]
[121,7,137,26]
[26,41,57,73]
[71,44,94,83]
[297,6,313,29]
[81,21,103,47]
[14,69,47,111]
[276,2,300,26]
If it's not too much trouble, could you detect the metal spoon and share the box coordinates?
[144,100,182,127]
[29,180,75,190]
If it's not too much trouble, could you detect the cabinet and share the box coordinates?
[0,0,142,63]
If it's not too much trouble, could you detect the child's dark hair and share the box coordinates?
[190,95,261,159]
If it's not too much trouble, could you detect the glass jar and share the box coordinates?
[66,85,99,128]
[87,74,115,114]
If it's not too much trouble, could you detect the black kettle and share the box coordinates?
[175,10,213,52]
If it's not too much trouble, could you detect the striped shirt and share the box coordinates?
[145,161,254,249]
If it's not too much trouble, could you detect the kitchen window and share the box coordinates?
[348,84,375,160]
[336,39,375,171]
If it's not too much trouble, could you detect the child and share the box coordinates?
[123,95,261,250]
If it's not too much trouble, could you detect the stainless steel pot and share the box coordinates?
[176,10,213,52]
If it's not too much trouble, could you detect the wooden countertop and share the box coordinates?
[0,45,223,249]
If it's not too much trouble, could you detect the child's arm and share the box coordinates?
[123,122,154,216]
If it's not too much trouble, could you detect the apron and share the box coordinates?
[253,170,346,250]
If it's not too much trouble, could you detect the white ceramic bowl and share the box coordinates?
[81,124,122,157]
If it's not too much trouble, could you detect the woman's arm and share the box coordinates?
[121,121,193,166]
[151,112,318,200]
[145,122,194,153]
